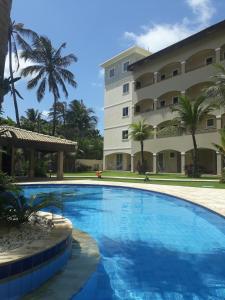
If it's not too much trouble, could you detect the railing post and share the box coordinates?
[154,98,158,110]
[154,72,158,83]
[216,115,221,130]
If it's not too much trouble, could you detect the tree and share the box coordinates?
[206,64,225,107]
[48,101,67,135]
[129,120,152,173]
[0,0,12,109]
[171,95,216,177]
[7,21,38,127]
[21,36,77,136]
[213,128,225,183]
[65,99,97,139]
[20,108,41,132]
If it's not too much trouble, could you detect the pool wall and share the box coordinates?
[0,228,72,300]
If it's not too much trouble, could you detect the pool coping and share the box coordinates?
[24,229,100,300]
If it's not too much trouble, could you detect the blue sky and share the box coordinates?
[3,0,225,133]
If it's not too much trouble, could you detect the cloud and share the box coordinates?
[186,0,215,24]
[98,69,104,79]
[4,51,33,79]
[124,0,215,52]
[41,110,50,119]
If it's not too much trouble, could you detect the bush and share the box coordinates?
[220,167,225,183]
[75,163,91,172]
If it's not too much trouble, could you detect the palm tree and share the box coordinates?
[21,36,77,136]
[206,64,225,107]
[213,128,225,183]
[171,95,216,177]
[65,99,97,139]
[129,120,152,173]
[20,108,41,132]
[213,128,225,159]
[7,21,38,127]
[0,0,12,109]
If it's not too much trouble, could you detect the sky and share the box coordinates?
[3,0,225,133]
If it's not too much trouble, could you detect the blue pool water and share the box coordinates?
[23,184,225,300]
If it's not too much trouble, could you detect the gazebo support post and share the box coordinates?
[0,146,2,171]
[57,151,64,180]
[29,148,35,179]
[11,146,15,176]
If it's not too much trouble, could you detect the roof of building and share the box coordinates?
[128,19,225,71]
[0,126,77,152]
[100,46,150,68]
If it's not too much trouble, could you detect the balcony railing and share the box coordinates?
[157,127,183,138]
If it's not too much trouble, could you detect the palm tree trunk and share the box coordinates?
[52,96,57,136]
[140,140,144,173]
[191,132,198,177]
[0,0,12,110]
[8,32,20,127]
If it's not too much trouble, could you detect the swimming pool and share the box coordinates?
[23,184,225,300]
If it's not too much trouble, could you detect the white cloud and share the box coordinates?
[124,0,215,52]
[186,0,215,24]
[41,110,50,119]
[4,51,33,79]
[98,69,104,79]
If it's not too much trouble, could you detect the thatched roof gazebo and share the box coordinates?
[0,126,77,179]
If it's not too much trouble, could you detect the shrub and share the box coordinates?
[220,167,225,183]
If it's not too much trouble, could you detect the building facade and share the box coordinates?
[101,20,225,175]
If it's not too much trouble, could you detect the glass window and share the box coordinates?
[161,74,166,80]
[109,68,115,78]
[122,130,128,140]
[122,107,129,117]
[170,152,175,158]
[207,118,214,127]
[206,57,213,65]
[173,96,179,105]
[160,100,165,107]
[173,69,178,76]
[123,61,129,72]
[123,83,129,94]
[135,105,140,113]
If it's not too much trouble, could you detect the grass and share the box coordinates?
[62,171,225,189]
[64,170,219,180]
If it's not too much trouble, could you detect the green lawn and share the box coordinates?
[62,170,225,189]
[64,170,219,180]
[64,177,225,189]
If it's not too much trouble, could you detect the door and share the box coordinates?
[158,153,164,172]
[116,154,123,170]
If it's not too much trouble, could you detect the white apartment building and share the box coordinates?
[101,20,225,175]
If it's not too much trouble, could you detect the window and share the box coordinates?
[135,105,140,113]
[173,96,179,105]
[135,81,141,89]
[109,68,115,78]
[123,83,129,94]
[223,52,225,60]
[122,107,129,117]
[123,61,130,72]
[160,100,165,107]
[206,57,213,65]
[161,74,166,80]
[170,152,175,158]
[122,130,128,140]
[207,118,215,128]
[173,69,178,76]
